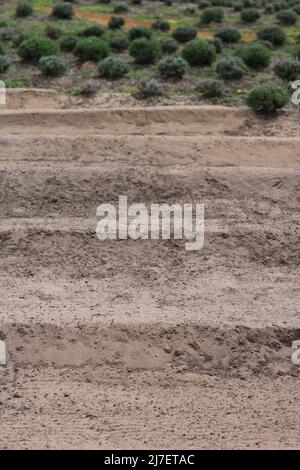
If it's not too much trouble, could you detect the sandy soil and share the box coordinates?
[0,90,299,449]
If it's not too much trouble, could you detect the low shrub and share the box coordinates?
[129,37,161,64]
[293,4,300,14]
[292,46,300,60]
[73,37,110,62]
[108,16,125,29]
[82,25,105,37]
[60,35,78,52]
[128,26,152,41]
[114,3,130,13]
[160,38,179,54]
[233,1,243,11]
[18,36,59,63]
[276,9,298,24]
[208,37,223,53]
[97,56,129,79]
[39,55,68,77]
[214,27,241,43]
[201,7,224,23]
[182,38,216,66]
[240,8,260,22]
[198,0,210,9]
[274,57,300,80]
[246,81,289,113]
[235,43,271,69]
[45,25,61,40]
[136,77,164,97]
[172,25,197,43]
[196,78,225,97]
[216,55,248,79]
[12,32,29,48]
[152,19,170,32]
[257,26,286,46]
[0,55,11,73]
[157,56,188,78]
[0,29,14,42]
[15,2,33,18]
[52,2,74,20]
[109,35,129,52]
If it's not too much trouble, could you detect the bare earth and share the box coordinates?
[0,90,299,449]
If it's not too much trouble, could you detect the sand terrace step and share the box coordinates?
[0,106,250,135]
[0,135,300,167]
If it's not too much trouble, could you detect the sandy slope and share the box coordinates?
[0,92,299,449]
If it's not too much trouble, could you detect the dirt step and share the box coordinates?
[1,322,299,377]
[0,106,250,135]
[0,135,300,167]
[0,165,299,219]
[1,366,300,449]
[0,219,299,278]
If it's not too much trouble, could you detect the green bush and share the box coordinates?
[97,56,129,79]
[196,78,225,97]
[39,55,68,77]
[292,46,300,60]
[82,25,105,37]
[75,82,98,95]
[160,38,179,54]
[16,2,33,18]
[276,9,298,24]
[152,19,170,32]
[172,25,197,43]
[0,29,14,42]
[108,16,125,29]
[215,27,241,43]
[114,3,130,13]
[293,4,300,14]
[74,37,110,62]
[233,1,243,11]
[129,37,161,64]
[208,37,223,53]
[128,26,152,41]
[12,32,29,48]
[18,36,59,63]
[0,55,11,73]
[45,25,61,40]
[109,35,129,52]
[182,38,216,66]
[246,81,289,113]
[235,43,271,69]
[274,57,300,80]
[257,26,286,46]
[0,44,4,55]
[198,0,210,9]
[157,56,188,78]
[216,55,248,79]
[60,35,78,52]
[136,77,164,97]
[201,7,224,23]
[240,8,260,22]
[265,4,275,13]
[184,7,196,15]
[52,2,74,20]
